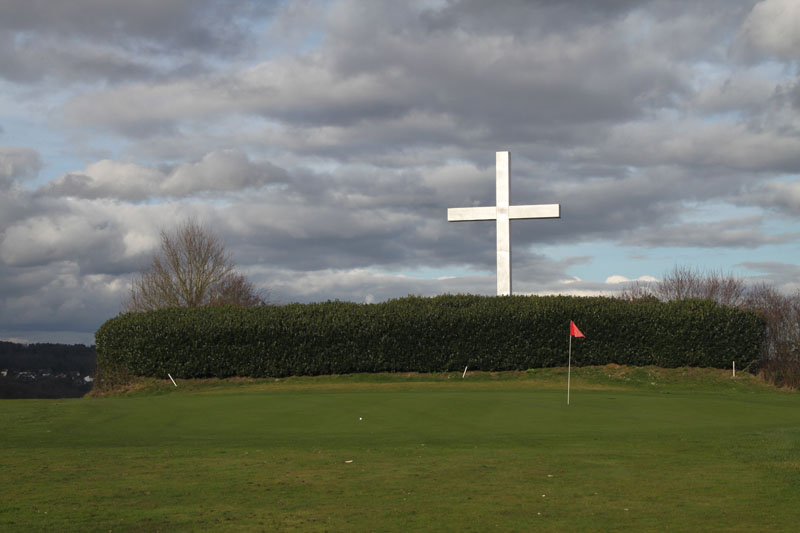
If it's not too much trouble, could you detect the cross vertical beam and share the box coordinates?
[495,151,511,296]
[447,151,560,296]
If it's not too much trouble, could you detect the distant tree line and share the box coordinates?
[0,375,93,399]
[0,341,96,374]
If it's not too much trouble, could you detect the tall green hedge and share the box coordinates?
[95,295,765,379]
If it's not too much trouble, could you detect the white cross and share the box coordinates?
[447,151,560,296]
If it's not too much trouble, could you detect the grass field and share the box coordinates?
[1,366,798,531]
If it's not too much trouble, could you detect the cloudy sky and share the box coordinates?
[2,0,800,345]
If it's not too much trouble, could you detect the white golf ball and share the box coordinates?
[359,417,363,421]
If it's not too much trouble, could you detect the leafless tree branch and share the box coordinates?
[126,219,266,312]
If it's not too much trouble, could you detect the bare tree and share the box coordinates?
[620,265,746,307]
[745,284,794,356]
[126,219,265,312]
[618,280,658,302]
[619,265,800,386]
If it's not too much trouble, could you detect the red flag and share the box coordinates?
[570,321,584,338]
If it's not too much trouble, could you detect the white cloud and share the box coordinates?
[43,160,164,201]
[622,215,800,248]
[0,209,123,268]
[0,193,209,272]
[742,180,800,214]
[164,150,289,196]
[256,264,640,305]
[40,150,288,201]
[595,118,800,173]
[605,275,659,284]
[737,0,800,61]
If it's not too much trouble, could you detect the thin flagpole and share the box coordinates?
[568,333,572,405]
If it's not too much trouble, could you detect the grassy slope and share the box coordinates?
[1,367,798,532]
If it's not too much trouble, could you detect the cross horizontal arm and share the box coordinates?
[447,206,497,222]
[509,204,560,220]
[448,204,560,222]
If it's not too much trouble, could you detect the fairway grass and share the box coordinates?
[1,367,798,531]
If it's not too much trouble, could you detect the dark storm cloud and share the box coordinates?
[621,216,800,248]
[3,0,800,343]
[17,0,773,201]
[0,0,276,84]
[0,146,41,187]
[60,0,692,140]
[0,261,127,342]
[0,193,139,274]
[418,0,645,33]
[57,0,797,190]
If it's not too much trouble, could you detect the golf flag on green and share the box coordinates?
[568,321,584,405]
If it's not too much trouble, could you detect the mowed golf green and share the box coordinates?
[1,368,798,532]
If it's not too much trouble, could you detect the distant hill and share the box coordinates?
[0,341,96,399]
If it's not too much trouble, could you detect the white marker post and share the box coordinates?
[733,361,736,378]
[168,373,178,387]
[462,366,469,378]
